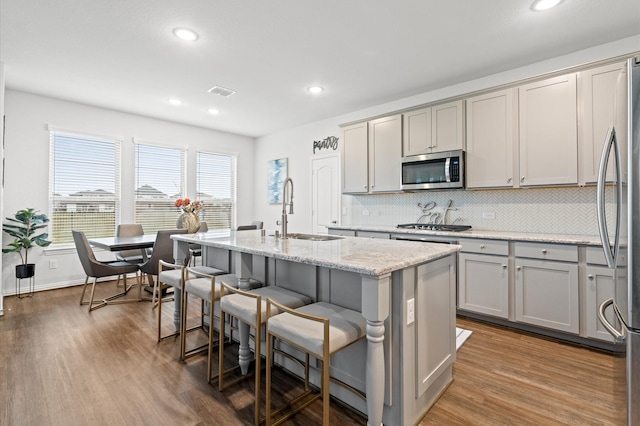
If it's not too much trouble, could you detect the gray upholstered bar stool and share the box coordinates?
[180,268,262,378]
[156,260,228,345]
[265,300,367,426]
[218,283,312,426]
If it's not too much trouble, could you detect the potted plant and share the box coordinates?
[2,208,52,278]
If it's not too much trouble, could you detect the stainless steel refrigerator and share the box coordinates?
[597,56,640,426]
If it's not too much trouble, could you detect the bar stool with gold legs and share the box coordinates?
[180,268,236,380]
[180,268,261,381]
[218,283,312,426]
[265,300,367,426]
[156,261,228,346]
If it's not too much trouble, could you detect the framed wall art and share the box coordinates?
[267,157,288,204]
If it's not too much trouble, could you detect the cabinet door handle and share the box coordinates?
[588,274,594,279]
[363,185,367,189]
[502,264,507,269]
[507,177,512,183]
[516,266,521,271]
[520,176,525,182]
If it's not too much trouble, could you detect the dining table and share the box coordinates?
[87,234,157,261]
[87,234,157,304]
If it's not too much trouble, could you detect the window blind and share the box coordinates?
[134,142,185,233]
[197,151,236,229]
[49,131,120,244]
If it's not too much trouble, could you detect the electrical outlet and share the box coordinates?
[482,211,496,219]
[407,298,415,325]
[362,209,370,216]
[49,259,58,269]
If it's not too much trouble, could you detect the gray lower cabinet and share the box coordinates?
[514,242,579,334]
[584,246,622,342]
[457,239,509,319]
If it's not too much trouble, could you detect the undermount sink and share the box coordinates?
[286,233,343,241]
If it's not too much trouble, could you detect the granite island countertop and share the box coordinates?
[173,229,460,276]
[328,224,604,246]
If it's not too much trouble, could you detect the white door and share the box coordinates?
[311,155,340,234]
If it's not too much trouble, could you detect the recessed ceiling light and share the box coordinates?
[208,108,220,115]
[531,0,564,11]
[308,86,324,94]
[172,28,199,41]
[167,98,183,106]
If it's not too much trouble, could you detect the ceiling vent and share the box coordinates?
[208,85,236,97]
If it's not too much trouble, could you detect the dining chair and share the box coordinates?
[72,230,141,312]
[189,222,208,267]
[138,229,189,306]
[115,224,146,264]
[236,224,258,230]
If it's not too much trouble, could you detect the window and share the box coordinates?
[134,141,186,233]
[197,151,235,229]
[49,130,120,244]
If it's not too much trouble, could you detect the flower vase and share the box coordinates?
[177,212,201,233]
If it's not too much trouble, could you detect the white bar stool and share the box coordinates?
[218,283,312,426]
[265,300,367,426]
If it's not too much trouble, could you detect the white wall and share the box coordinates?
[253,35,640,234]
[0,63,5,313]
[1,90,256,295]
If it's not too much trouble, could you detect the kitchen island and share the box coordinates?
[172,230,460,426]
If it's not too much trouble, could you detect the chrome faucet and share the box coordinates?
[280,177,294,239]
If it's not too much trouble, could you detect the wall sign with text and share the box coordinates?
[313,136,338,154]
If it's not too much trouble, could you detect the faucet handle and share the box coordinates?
[276,219,282,225]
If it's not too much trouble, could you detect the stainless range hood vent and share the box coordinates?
[207,85,236,97]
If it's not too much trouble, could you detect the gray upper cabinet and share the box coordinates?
[402,100,464,157]
[341,121,369,193]
[341,115,402,194]
[579,61,627,185]
[518,73,578,186]
[368,114,402,193]
[466,88,516,189]
[403,107,432,156]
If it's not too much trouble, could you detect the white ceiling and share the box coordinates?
[1,0,639,138]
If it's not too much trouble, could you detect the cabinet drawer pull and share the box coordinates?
[479,244,486,249]
[541,249,547,254]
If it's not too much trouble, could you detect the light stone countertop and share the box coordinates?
[329,225,604,246]
[173,229,460,276]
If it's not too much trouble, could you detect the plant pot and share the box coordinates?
[177,212,201,233]
[16,264,35,279]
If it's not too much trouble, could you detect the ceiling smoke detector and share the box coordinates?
[208,86,236,98]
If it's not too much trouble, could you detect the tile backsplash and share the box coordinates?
[342,186,614,236]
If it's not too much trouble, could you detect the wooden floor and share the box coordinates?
[0,282,626,426]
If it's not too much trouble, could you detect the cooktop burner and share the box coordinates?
[397,223,472,232]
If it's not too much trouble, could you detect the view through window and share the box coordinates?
[49,131,120,244]
[134,142,185,233]
[197,151,235,229]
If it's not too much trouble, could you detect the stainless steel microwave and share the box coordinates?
[401,150,465,190]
